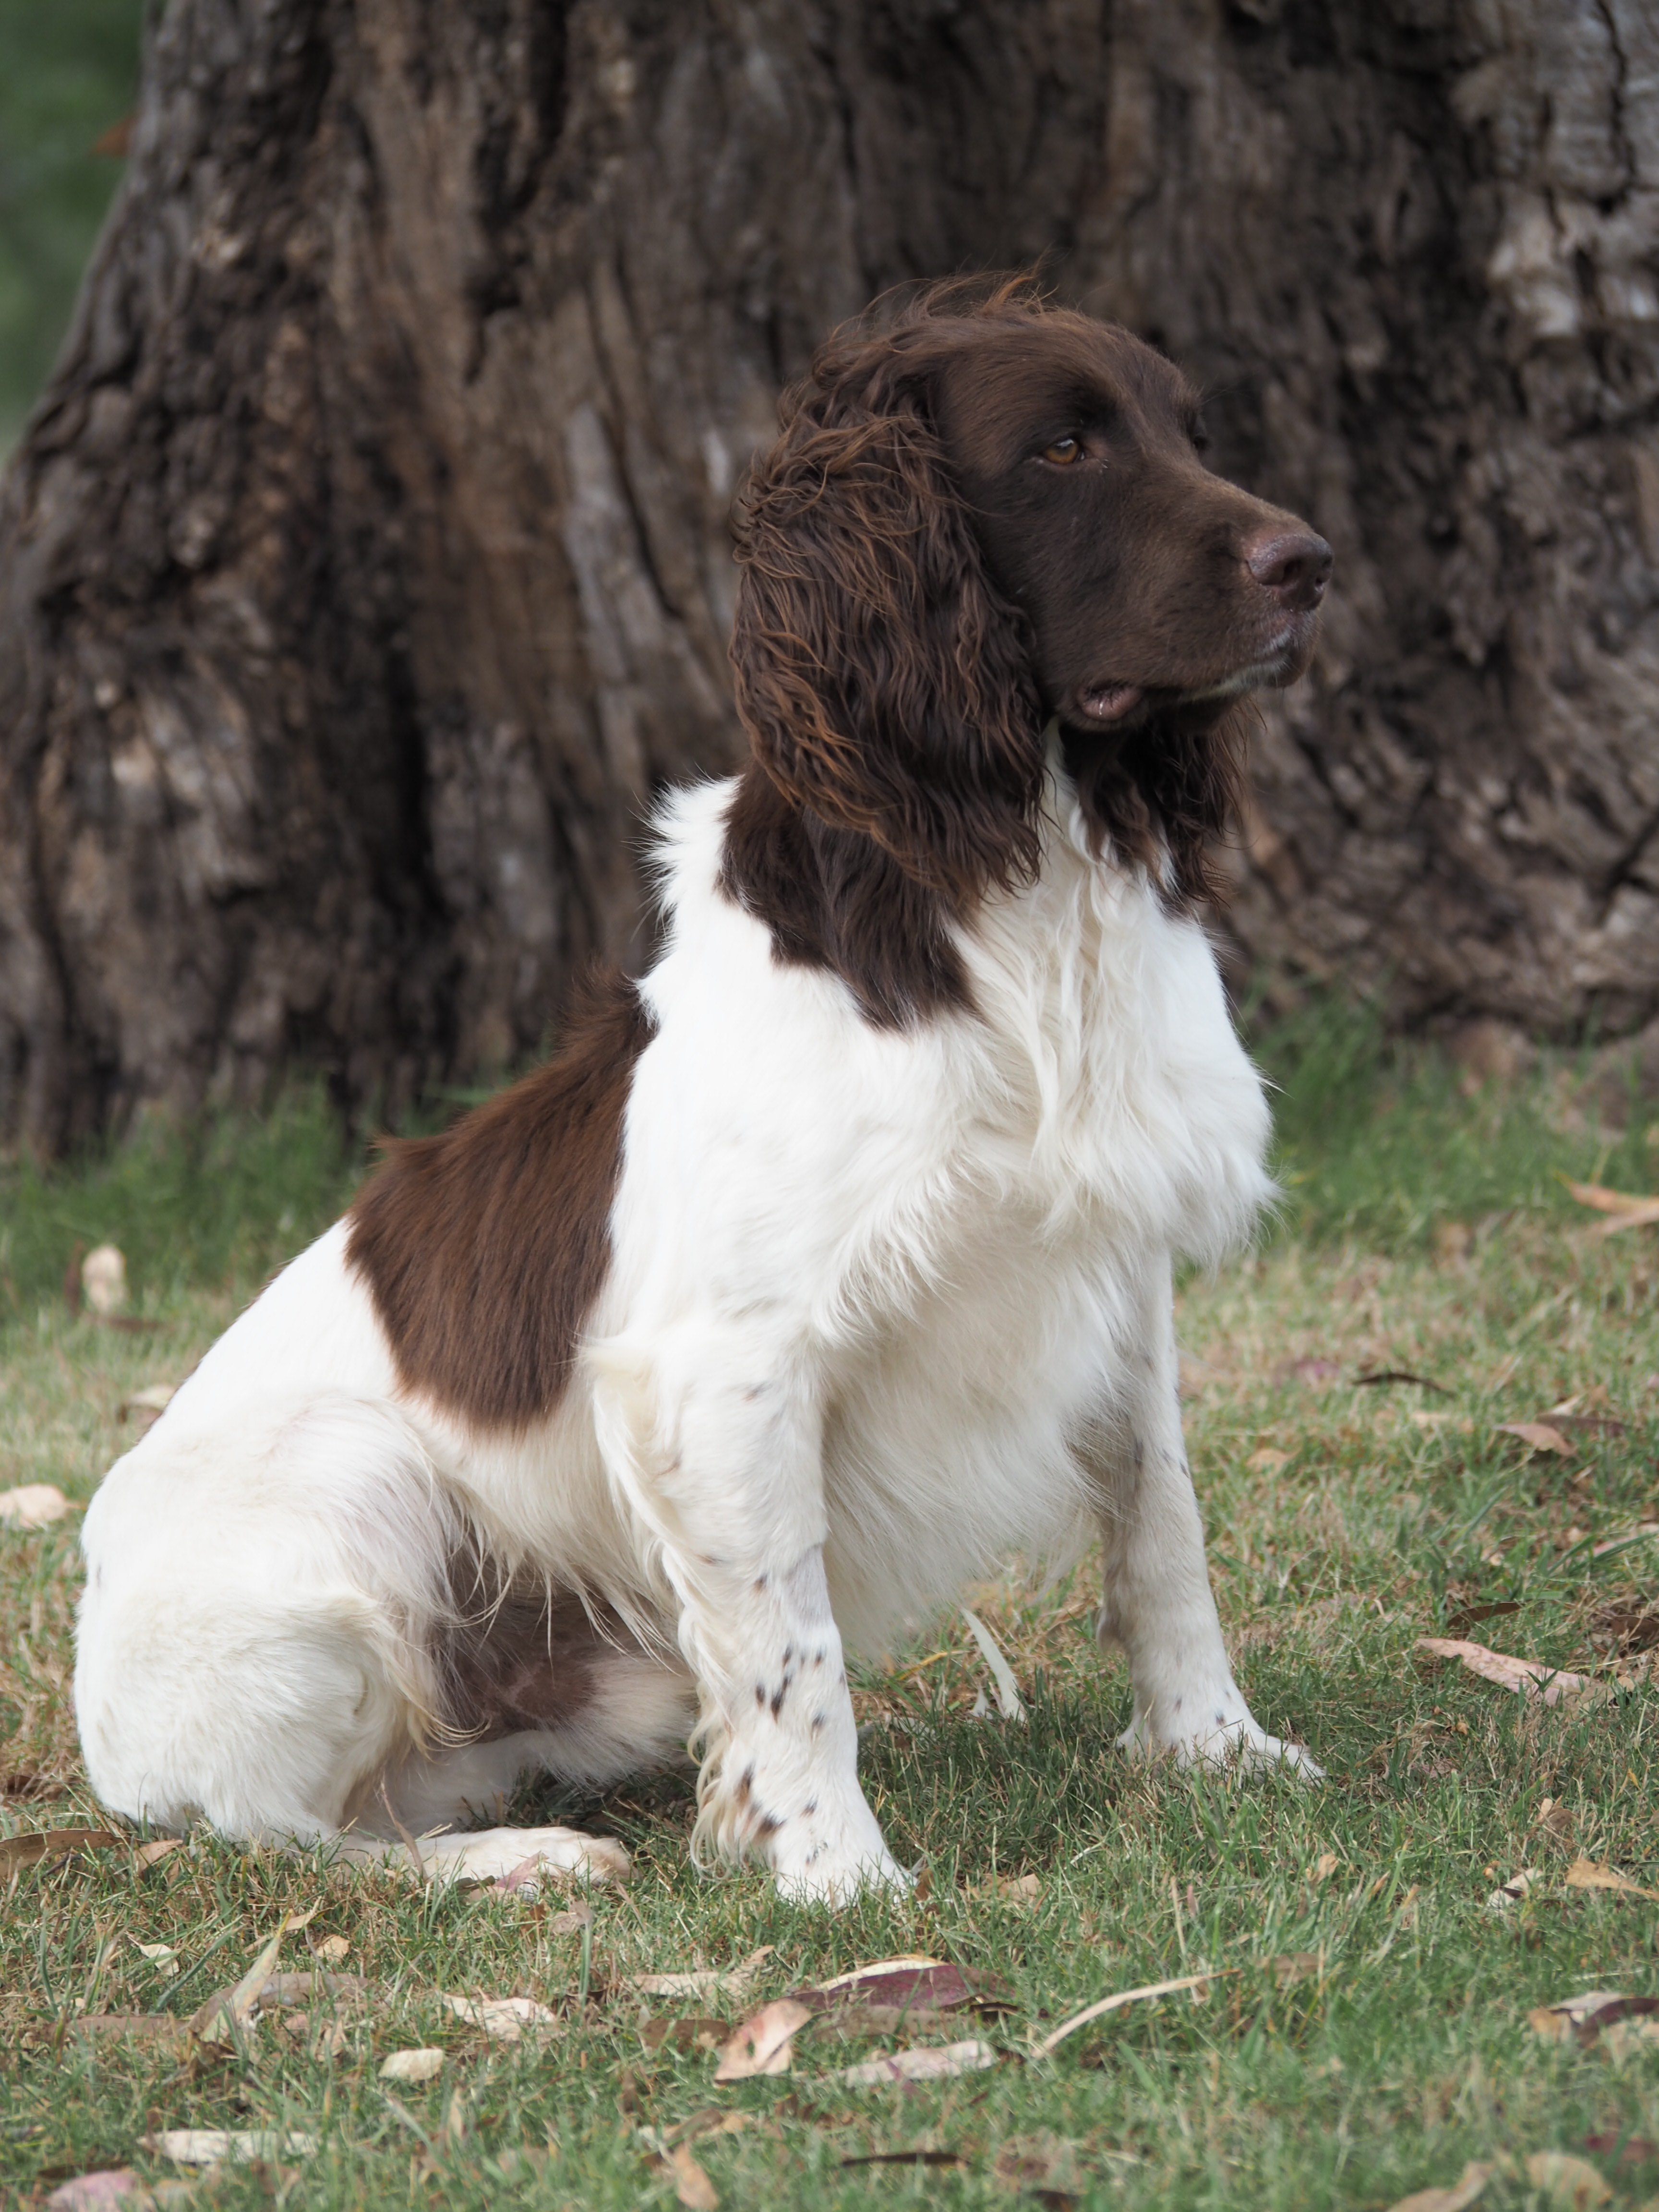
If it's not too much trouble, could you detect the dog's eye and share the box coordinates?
[1042,435,1084,466]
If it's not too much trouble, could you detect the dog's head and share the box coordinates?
[730,278,1330,906]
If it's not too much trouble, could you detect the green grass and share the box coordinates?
[0,0,145,450]
[2,1009,1659,2207]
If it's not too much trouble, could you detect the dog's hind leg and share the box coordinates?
[1083,1256,1322,1779]
[75,1397,630,1865]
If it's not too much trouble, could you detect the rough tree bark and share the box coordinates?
[0,0,1654,1152]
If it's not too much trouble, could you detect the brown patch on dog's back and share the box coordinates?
[347,971,652,1430]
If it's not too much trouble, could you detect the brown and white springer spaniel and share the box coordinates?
[76,280,1331,1902]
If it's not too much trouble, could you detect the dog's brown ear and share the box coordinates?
[730,342,1046,903]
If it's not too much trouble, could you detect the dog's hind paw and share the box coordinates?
[412,1824,632,1890]
[1118,1709,1323,1784]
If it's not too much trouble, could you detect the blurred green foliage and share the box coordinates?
[0,0,146,449]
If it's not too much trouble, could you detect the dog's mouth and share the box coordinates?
[1073,618,1319,726]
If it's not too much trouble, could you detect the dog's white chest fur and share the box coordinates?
[599,771,1271,1652]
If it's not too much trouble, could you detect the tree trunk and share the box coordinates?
[1,1,1654,1152]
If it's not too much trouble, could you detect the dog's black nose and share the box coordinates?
[1243,529,1333,611]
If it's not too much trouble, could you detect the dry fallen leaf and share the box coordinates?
[1312,1852,1340,1883]
[1384,2160,1496,2212]
[439,1992,560,2043]
[0,1825,124,1873]
[43,2176,144,2211]
[1563,1181,1659,1237]
[130,1937,179,1978]
[1414,1637,1605,1708]
[380,2047,445,2083]
[82,1244,127,1315]
[970,1872,1043,1906]
[1527,1990,1659,2045]
[1525,2150,1612,2207]
[146,2130,317,2166]
[962,1608,1026,1722]
[1563,1857,1659,1900]
[663,2142,719,2210]
[133,1838,185,1871]
[630,1944,774,2002]
[1495,1422,1576,1455]
[313,1933,350,1963]
[713,1998,814,2081]
[1485,1868,1542,1912]
[834,2037,998,2086]
[1033,1971,1228,2058]
[193,1904,319,2044]
[1247,1446,1290,1472]
[0,1484,72,1530]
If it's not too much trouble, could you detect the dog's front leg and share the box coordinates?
[593,1333,905,1904]
[1083,1256,1322,1779]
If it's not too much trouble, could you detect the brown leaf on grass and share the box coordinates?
[0,1484,72,1530]
[192,1905,321,2044]
[1247,1446,1290,1473]
[134,1838,185,1871]
[81,1244,127,1316]
[1563,1180,1659,1235]
[1495,1422,1575,1455]
[662,2144,719,2209]
[1527,1991,1659,2044]
[146,2129,318,2165]
[2,1770,61,1800]
[970,1872,1044,1906]
[43,2176,153,2210]
[659,2109,759,2152]
[712,1998,814,2081]
[834,2037,999,2085]
[548,1900,593,1935]
[841,2148,968,2170]
[1524,2150,1612,2207]
[1565,1179,1650,1215]
[1581,2131,1659,2168]
[1033,1971,1229,2058]
[1484,1868,1542,1912]
[1384,2160,1496,2212]
[313,1933,350,1963]
[1563,1857,1659,1899]
[629,1945,773,2001]
[1356,1370,1450,1395]
[0,1826,124,1872]
[439,1992,560,2044]
[380,2048,445,2083]
[1533,1797,1575,1851]
[1413,1638,1606,1707]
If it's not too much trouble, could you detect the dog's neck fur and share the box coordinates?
[717,703,1241,1026]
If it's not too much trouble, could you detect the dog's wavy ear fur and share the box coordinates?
[729,328,1047,904]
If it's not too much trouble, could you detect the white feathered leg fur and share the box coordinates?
[75,763,1312,1905]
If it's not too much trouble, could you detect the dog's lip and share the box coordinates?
[1077,681,1145,723]
[1070,620,1318,722]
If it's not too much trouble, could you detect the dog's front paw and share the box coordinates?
[767,1801,911,1907]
